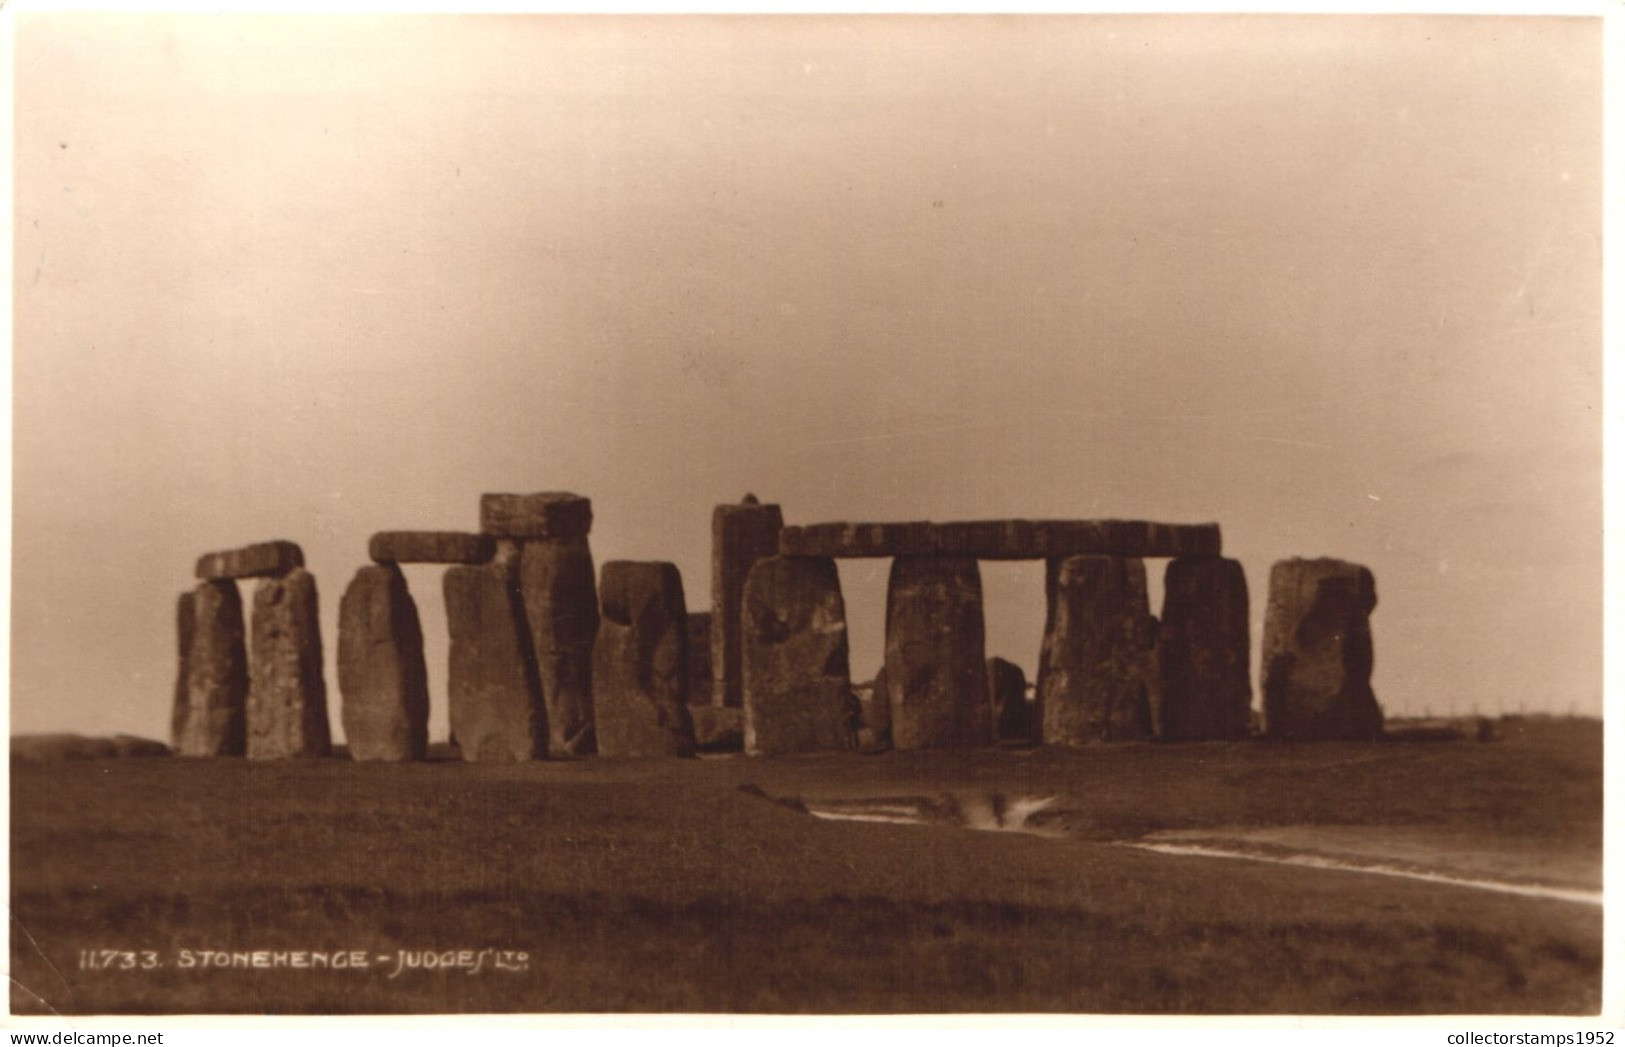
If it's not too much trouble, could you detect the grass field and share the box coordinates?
[9,717,1601,1015]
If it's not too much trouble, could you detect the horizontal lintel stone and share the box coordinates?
[480,492,593,539]
[369,531,494,565]
[778,520,1220,560]
[194,540,305,581]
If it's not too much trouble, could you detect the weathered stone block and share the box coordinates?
[686,612,714,705]
[174,581,247,757]
[987,656,1032,743]
[248,567,332,759]
[1038,556,1155,745]
[690,705,743,752]
[519,536,600,756]
[369,531,493,565]
[195,540,304,581]
[1158,557,1253,742]
[480,492,592,539]
[711,498,785,708]
[170,590,195,750]
[338,564,429,761]
[444,546,547,762]
[593,561,695,757]
[883,556,992,750]
[741,556,857,756]
[856,666,891,748]
[778,519,1221,560]
[1262,558,1383,740]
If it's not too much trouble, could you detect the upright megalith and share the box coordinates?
[1261,558,1383,740]
[712,497,785,708]
[444,542,546,762]
[1158,557,1253,742]
[593,561,695,757]
[883,556,992,750]
[686,613,714,706]
[247,567,332,759]
[987,657,1032,744]
[741,556,857,756]
[173,581,247,757]
[519,536,600,756]
[338,564,429,761]
[1038,555,1155,745]
[170,591,196,748]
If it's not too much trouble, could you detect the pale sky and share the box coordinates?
[10,14,1603,739]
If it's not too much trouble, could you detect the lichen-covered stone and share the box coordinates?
[247,567,332,759]
[1038,556,1155,745]
[711,498,784,709]
[444,545,546,762]
[173,581,247,757]
[883,556,992,750]
[741,556,857,756]
[593,561,695,757]
[195,540,304,581]
[1158,557,1252,742]
[519,536,599,756]
[480,492,593,539]
[338,564,430,761]
[369,531,493,565]
[1262,558,1383,740]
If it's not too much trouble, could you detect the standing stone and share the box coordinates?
[883,556,992,750]
[444,543,546,762]
[170,591,195,748]
[1158,557,1253,742]
[247,567,332,759]
[174,581,247,757]
[1038,556,1155,745]
[1261,558,1383,740]
[519,536,599,756]
[593,561,695,757]
[711,497,785,708]
[987,657,1032,743]
[856,666,891,750]
[338,564,429,761]
[741,556,857,756]
[686,613,714,706]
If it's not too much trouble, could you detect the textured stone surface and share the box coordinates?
[883,556,992,750]
[741,556,857,756]
[711,498,785,708]
[195,540,304,581]
[690,705,743,753]
[856,667,891,749]
[248,567,332,759]
[519,537,600,756]
[369,531,493,565]
[987,657,1032,743]
[779,519,1221,560]
[593,561,695,758]
[1038,556,1156,745]
[174,581,247,757]
[444,546,547,762]
[170,591,195,751]
[480,492,592,539]
[686,613,714,706]
[1158,557,1253,742]
[1262,558,1383,741]
[338,564,430,761]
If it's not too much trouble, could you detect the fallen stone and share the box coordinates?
[247,567,332,758]
[987,656,1032,743]
[519,536,600,756]
[174,580,248,757]
[1158,557,1253,742]
[883,556,992,750]
[690,705,743,753]
[1038,555,1155,745]
[1261,558,1383,741]
[480,492,592,539]
[741,556,857,756]
[711,498,785,708]
[369,531,493,565]
[444,545,547,762]
[687,612,714,705]
[338,564,430,761]
[195,540,304,581]
[778,519,1221,560]
[593,561,695,757]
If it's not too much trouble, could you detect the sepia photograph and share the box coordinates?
[6,6,1609,1021]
